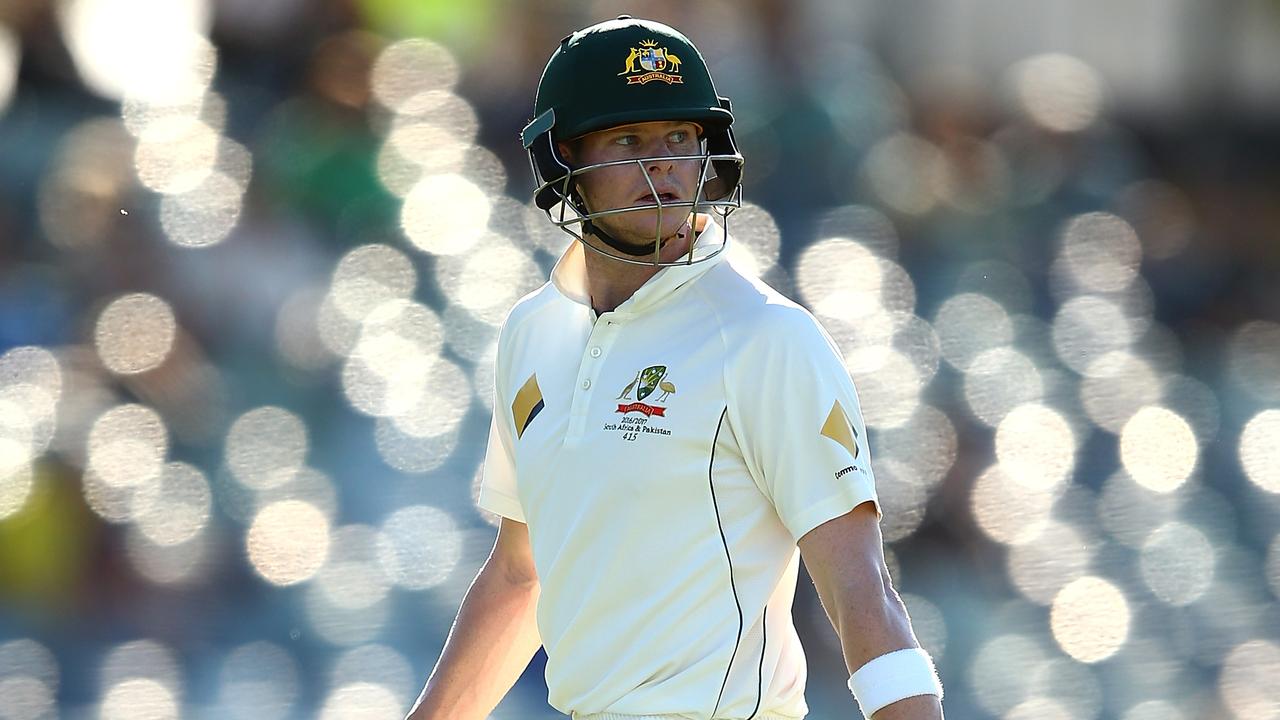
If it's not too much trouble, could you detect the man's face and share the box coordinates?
[558,120,703,248]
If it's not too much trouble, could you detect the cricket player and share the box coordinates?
[407,16,943,720]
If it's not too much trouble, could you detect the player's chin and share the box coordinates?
[610,209,689,243]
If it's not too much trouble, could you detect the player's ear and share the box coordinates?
[556,141,573,163]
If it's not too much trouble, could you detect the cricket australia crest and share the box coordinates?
[605,364,677,442]
[618,40,684,85]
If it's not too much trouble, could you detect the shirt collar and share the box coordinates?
[550,215,729,318]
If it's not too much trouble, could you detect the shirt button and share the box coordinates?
[590,347,602,358]
[581,380,591,390]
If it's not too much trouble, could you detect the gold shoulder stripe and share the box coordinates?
[512,373,545,439]
[820,399,859,459]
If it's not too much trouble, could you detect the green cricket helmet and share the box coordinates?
[521,16,744,264]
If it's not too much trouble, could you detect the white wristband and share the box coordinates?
[847,647,943,718]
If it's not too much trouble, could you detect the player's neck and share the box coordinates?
[582,223,694,316]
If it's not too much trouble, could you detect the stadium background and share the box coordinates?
[1,0,1279,717]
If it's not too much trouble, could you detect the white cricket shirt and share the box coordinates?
[478,217,878,720]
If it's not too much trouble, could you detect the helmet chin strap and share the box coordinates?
[581,218,670,258]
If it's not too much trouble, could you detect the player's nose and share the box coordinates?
[645,145,677,174]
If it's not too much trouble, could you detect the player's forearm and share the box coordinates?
[405,564,542,720]
[834,591,943,719]
[825,570,942,718]
[829,586,942,712]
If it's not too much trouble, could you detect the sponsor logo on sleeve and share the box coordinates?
[822,400,865,480]
[512,373,545,439]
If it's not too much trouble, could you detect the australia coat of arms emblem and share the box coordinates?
[618,40,684,85]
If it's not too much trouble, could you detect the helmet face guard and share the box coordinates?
[521,17,744,267]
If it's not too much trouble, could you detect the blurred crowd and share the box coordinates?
[0,0,1279,718]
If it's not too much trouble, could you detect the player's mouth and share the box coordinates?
[635,191,681,205]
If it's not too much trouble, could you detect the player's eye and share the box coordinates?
[668,130,690,144]
[614,135,639,146]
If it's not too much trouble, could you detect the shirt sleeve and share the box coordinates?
[725,305,878,542]
[476,327,526,522]
[476,404,524,522]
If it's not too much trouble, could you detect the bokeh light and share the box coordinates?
[373,504,460,589]
[36,117,136,251]
[1240,409,1280,492]
[99,642,183,718]
[217,642,299,720]
[435,237,540,325]
[995,403,1076,490]
[863,132,950,215]
[125,523,212,585]
[849,349,922,428]
[1010,53,1104,133]
[969,634,1046,716]
[304,572,391,647]
[1080,352,1163,433]
[315,524,392,611]
[970,465,1056,545]
[372,417,461,474]
[1052,296,1136,374]
[874,460,928,542]
[1029,658,1102,720]
[370,39,458,110]
[1120,406,1197,492]
[1005,697,1071,720]
[383,357,470,439]
[0,24,18,116]
[0,675,55,720]
[1008,522,1091,604]
[331,644,415,707]
[0,639,58,720]
[133,462,211,546]
[1219,640,1280,719]
[1057,212,1141,293]
[1268,533,1280,601]
[101,639,180,689]
[1096,469,1178,547]
[94,293,177,375]
[935,293,1013,370]
[318,682,402,720]
[246,500,331,586]
[874,404,956,489]
[901,594,947,659]
[1227,321,1280,401]
[795,237,884,320]
[158,170,244,247]
[99,678,178,720]
[134,116,220,194]
[1123,700,1185,720]
[723,202,781,277]
[1140,521,1214,605]
[86,403,168,491]
[342,300,445,418]
[401,174,491,256]
[0,430,33,520]
[225,406,308,489]
[120,89,225,137]
[963,347,1043,426]
[331,244,417,322]
[1050,576,1130,662]
[59,0,215,104]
